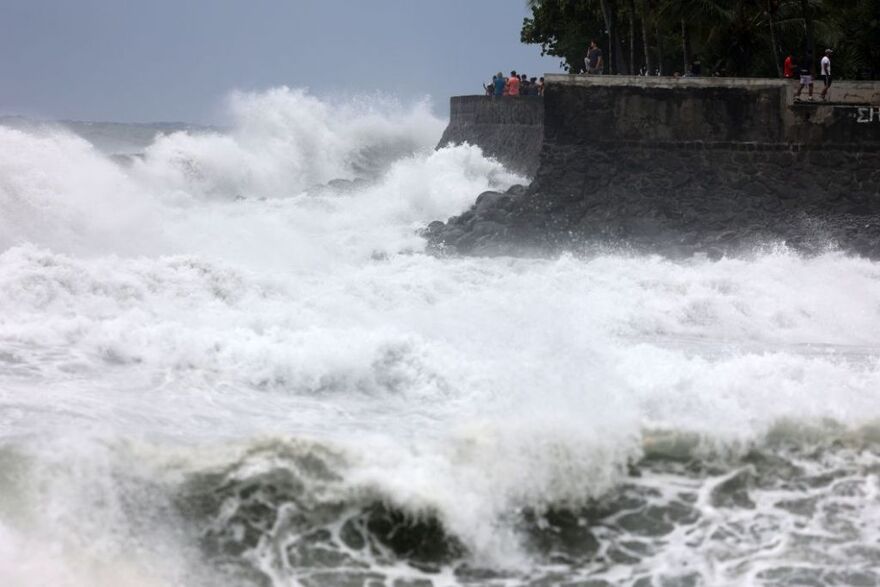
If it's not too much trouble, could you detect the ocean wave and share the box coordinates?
[4,430,878,587]
[2,88,880,586]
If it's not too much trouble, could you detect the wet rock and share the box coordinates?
[393,579,434,587]
[775,496,820,517]
[523,508,600,560]
[474,191,507,212]
[824,570,879,586]
[659,573,701,587]
[301,572,386,587]
[616,506,676,537]
[340,519,367,550]
[757,566,826,586]
[363,504,465,565]
[423,220,445,236]
[710,468,756,509]
[453,563,513,583]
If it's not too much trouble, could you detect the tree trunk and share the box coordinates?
[599,0,629,74]
[800,0,816,74]
[768,0,782,77]
[681,19,690,75]
[655,14,663,74]
[628,0,637,74]
[599,0,614,73]
[640,0,652,74]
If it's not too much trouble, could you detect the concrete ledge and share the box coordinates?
[544,74,880,105]
[589,140,880,152]
[545,74,790,89]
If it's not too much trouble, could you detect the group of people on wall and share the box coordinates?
[483,40,835,102]
[784,49,834,102]
[484,72,545,97]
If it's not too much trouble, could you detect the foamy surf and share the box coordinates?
[1,88,879,586]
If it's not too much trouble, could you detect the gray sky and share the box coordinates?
[0,0,564,123]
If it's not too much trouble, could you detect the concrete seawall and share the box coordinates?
[429,76,880,257]
[437,95,544,177]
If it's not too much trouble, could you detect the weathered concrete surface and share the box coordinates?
[437,95,544,177]
[428,77,880,258]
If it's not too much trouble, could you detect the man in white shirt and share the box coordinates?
[820,49,833,101]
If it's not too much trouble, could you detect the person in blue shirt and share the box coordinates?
[493,72,506,97]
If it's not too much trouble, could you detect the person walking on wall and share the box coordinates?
[794,55,814,101]
[507,70,521,96]
[585,40,603,74]
[820,49,833,101]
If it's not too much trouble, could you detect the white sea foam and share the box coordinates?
[1,88,879,585]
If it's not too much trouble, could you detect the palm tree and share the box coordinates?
[627,0,638,74]
[522,0,878,80]
[767,0,782,76]
[640,0,654,74]
[799,0,816,74]
[658,0,734,74]
[599,0,630,73]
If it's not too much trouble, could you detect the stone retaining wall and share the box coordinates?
[437,95,544,177]
[428,77,880,258]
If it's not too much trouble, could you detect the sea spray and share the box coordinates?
[1,88,879,586]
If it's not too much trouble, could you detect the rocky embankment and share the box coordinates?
[428,77,880,258]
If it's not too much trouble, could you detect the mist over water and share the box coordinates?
[1,88,879,587]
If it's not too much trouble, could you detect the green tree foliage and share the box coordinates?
[522,0,879,79]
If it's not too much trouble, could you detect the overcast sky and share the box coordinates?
[0,0,564,123]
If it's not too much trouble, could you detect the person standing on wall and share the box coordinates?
[585,40,603,74]
[820,49,833,101]
[494,72,506,97]
[794,54,814,101]
[783,54,795,80]
[507,70,521,96]
[484,77,495,96]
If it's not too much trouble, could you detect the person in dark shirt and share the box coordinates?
[690,56,702,77]
[585,40,603,74]
[794,55,814,101]
[529,77,539,96]
[520,74,531,95]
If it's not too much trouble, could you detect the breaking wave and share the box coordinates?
[1,88,879,586]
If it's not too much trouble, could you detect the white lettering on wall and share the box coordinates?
[856,107,879,123]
